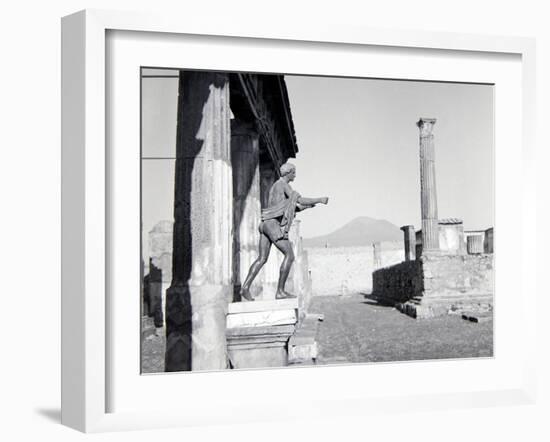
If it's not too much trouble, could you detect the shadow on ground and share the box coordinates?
[360,292,395,307]
[34,408,61,423]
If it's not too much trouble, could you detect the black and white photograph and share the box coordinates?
[140,68,494,373]
[3,0,548,439]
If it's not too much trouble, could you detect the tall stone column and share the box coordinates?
[231,120,261,300]
[417,118,440,252]
[400,225,416,261]
[165,71,232,372]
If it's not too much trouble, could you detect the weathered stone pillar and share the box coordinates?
[417,118,440,251]
[231,120,261,301]
[165,71,232,372]
[400,225,416,261]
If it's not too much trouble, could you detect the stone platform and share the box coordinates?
[372,253,493,319]
[226,299,299,369]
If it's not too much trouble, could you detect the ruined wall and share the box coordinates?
[421,254,493,297]
[372,260,423,304]
[307,243,404,296]
[372,253,494,306]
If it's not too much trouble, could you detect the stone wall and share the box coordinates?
[421,253,493,298]
[307,242,404,296]
[372,253,494,316]
[371,260,423,304]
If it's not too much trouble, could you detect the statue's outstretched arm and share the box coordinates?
[298,196,329,206]
[282,182,328,207]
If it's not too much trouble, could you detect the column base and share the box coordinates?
[165,283,230,372]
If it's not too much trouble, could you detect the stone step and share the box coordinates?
[228,298,298,314]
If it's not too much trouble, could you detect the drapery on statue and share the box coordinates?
[240,162,329,301]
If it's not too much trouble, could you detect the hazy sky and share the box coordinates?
[141,70,493,256]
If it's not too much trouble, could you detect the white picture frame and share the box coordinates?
[61,9,537,433]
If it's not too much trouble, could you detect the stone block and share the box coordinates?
[288,341,318,363]
[227,324,295,369]
[226,309,297,329]
[461,312,492,323]
[228,346,288,369]
[396,301,448,319]
[227,298,298,314]
[287,313,321,365]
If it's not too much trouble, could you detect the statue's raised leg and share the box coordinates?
[240,234,272,301]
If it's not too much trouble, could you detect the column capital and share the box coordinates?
[416,118,436,137]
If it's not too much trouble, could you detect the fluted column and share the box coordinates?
[400,225,416,261]
[165,71,232,372]
[231,120,261,300]
[417,118,439,252]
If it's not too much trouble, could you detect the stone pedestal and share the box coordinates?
[373,253,494,319]
[438,218,465,255]
[226,299,298,369]
[165,71,233,372]
[417,118,439,252]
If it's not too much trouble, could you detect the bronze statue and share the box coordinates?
[240,162,328,301]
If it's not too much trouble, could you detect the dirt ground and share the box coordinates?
[310,293,493,365]
[141,293,493,373]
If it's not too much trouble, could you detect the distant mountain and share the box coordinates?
[303,216,402,248]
